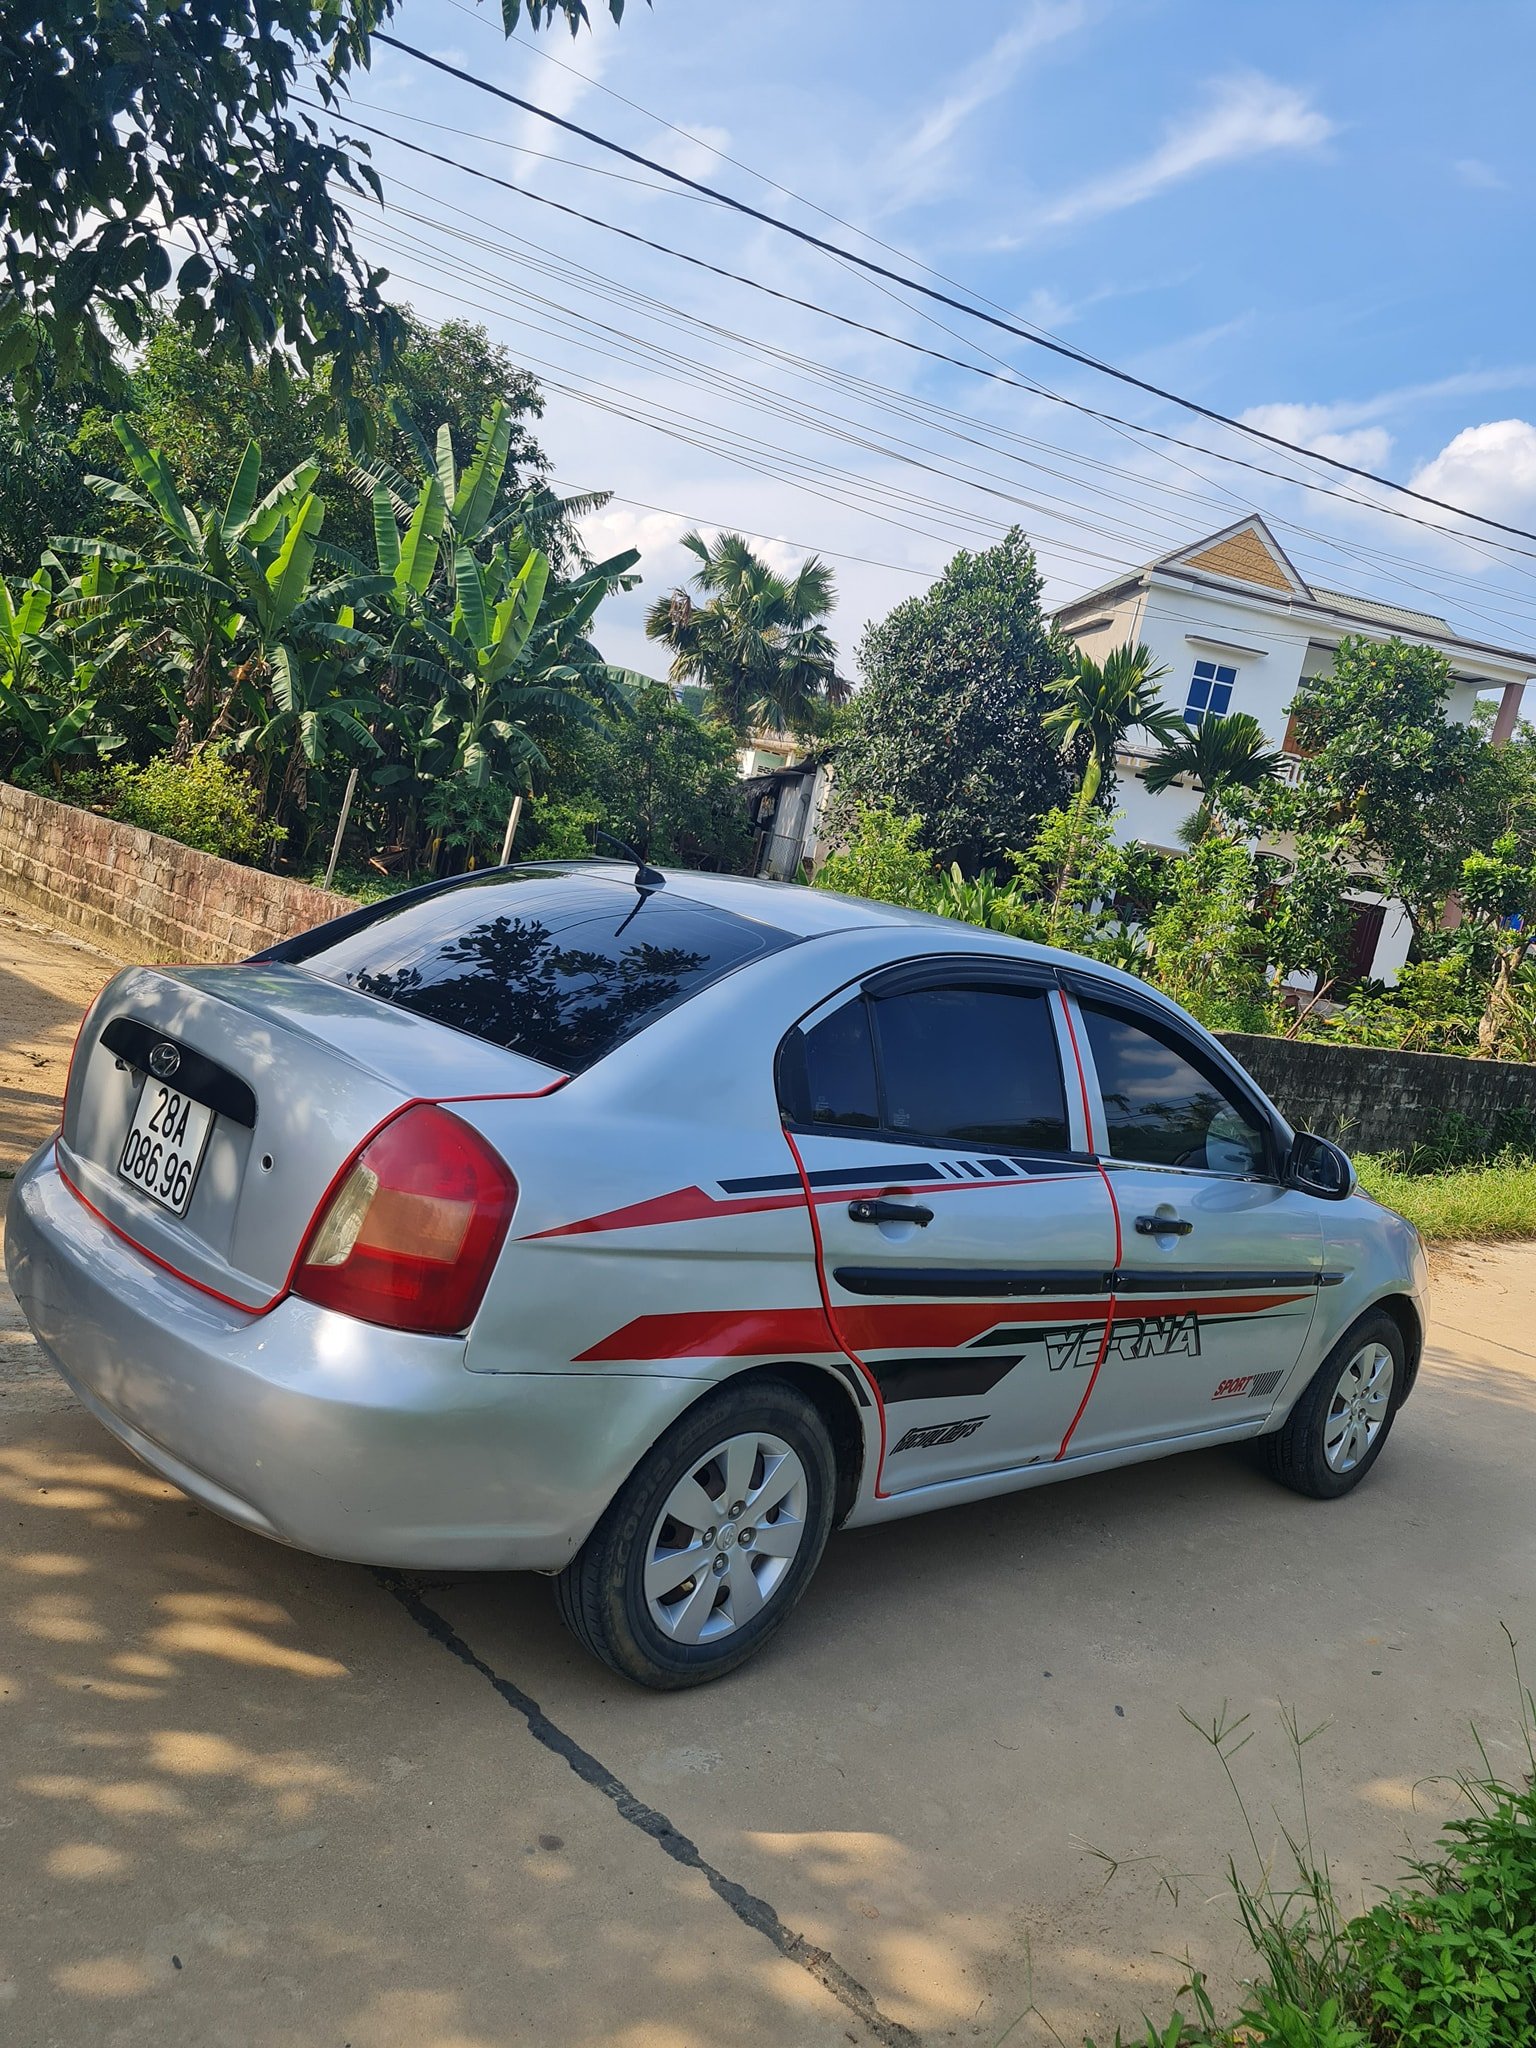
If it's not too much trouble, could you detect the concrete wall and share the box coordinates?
[1219,1029,1536,1157]
[0,783,355,964]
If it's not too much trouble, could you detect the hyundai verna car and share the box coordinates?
[7,862,1428,1687]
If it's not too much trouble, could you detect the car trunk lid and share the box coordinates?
[59,962,560,1311]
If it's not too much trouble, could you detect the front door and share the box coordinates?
[778,965,1118,1495]
[1062,989,1324,1456]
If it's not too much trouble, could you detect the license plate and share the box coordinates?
[118,1079,215,1216]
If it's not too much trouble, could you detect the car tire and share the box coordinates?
[1260,1309,1405,1500]
[555,1378,837,1689]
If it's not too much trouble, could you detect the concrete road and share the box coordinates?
[4,1225,1536,2048]
[4,905,1536,2045]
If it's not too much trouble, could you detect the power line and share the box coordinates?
[363,181,1536,639]
[317,96,1536,577]
[372,29,1536,550]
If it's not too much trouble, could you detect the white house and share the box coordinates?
[1052,516,1536,984]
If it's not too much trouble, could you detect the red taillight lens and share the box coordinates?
[293,1105,517,1335]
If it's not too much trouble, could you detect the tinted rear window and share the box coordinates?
[294,871,792,1072]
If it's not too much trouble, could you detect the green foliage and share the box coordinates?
[834,528,1079,874]
[0,568,124,785]
[581,681,753,869]
[67,315,562,573]
[1354,1155,1536,1243]
[1285,637,1488,938]
[1046,639,1180,806]
[518,682,751,870]
[0,355,95,579]
[813,805,936,908]
[644,530,848,740]
[99,751,285,863]
[0,1,626,409]
[1145,710,1285,844]
[1146,837,1275,1033]
[1328,956,1485,1056]
[0,394,650,883]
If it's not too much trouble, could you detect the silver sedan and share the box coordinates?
[7,861,1428,1686]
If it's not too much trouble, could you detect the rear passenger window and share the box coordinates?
[798,1001,879,1128]
[872,986,1069,1152]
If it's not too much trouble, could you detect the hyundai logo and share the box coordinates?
[148,1041,182,1080]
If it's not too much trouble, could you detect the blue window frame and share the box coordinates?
[1185,659,1236,727]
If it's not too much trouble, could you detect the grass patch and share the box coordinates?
[1085,1650,1536,2048]
[1354,1155,1536,1242]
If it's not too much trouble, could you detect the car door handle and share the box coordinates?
[1135,1214,1193,1236]
[848,1198,934,1227]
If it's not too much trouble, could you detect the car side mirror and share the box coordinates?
[1286,1131,1356,1201]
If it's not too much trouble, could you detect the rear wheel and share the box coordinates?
[555,1379,836,1688]
[1261,1310,1404,1499]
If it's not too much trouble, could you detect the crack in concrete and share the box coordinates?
[376,1568,918,2047]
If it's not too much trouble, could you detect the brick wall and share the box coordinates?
[1219,1030,1536,1156]
[0,782,356,963]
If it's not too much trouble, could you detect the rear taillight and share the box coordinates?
[292,1105,517,1335]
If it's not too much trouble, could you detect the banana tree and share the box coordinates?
[0,570,122,785]
[420,531,644,789]
[55,418,326,750]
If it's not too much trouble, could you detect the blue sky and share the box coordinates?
[340,0,1536,676]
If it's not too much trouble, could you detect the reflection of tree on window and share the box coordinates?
[1083,1004,1263,1173]
[349,915,709,1069]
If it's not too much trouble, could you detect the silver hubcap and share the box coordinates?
[1323,1342,1395,1473]
[644,1431,808,1644]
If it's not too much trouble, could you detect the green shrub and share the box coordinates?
[101,751,284,864]
[813,804,938,908]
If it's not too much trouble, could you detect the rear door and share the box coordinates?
[1063,986,1324,1454]
[780,962,1117,1495]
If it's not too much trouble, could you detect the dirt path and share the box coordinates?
[0,904,123,1179]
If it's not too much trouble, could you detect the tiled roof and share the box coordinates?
[1308,587,1453,636]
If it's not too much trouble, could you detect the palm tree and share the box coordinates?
[644,530,849,739]
[1143,710,1284,841]
[1044,640,1182,805]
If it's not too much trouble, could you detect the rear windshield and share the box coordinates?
[288,869,792,1073]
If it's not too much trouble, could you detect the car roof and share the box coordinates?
[522,862,1162,999]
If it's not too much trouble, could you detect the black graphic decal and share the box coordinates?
[890,1415,989,1454]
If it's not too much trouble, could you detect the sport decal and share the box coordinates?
[890,1416,989,1455]
[1212,1369,1283,1401]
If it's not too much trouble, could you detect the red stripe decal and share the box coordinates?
[783,1126,891,1496]
[526,1183,806,1239]
[575,1305,840,1364]
[576,1291,1308,1367]
[528,1168,1088,1241]
[1057,991,1095,1152]
[1055,1168,1122,1459]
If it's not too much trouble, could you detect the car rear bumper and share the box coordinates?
[5,1143,707,1570]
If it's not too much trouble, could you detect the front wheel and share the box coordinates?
[1260,1310,1404,1500]
[555,1379,837,1688]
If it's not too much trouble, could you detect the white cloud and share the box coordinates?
[879,1,1087,210]
[1410,419,1536,523]
[1240,401,1394,469]
[1018,72,1334,234]
[1455,157,1506,190]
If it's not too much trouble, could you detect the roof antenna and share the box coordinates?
[592,828,665,893]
